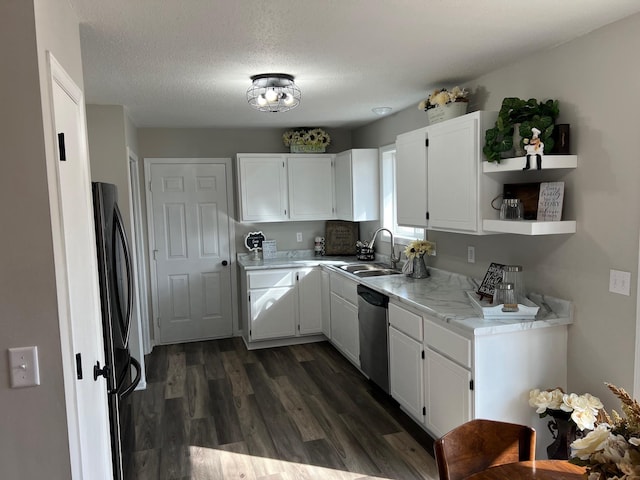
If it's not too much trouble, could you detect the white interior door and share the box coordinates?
[48,53,113,479]
[147,160,233,343]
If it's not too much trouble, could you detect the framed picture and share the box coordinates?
[324,220,359,256]
[476,262,506,301]
[537,182,565,221]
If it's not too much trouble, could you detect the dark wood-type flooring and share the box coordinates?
[129,338,439,480]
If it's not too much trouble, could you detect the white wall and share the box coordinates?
[87,104,133,229]
[0,0,84,477]
[354,13,640,407]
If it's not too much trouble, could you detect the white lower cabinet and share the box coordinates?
[424,347,472,438]
[329,272,359,366]
[297,268,323,335]
[248,270,297,341]
[389,326,424,421]
[245,267,324,342]
[321,269,331,337]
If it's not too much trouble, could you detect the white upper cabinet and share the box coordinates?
[395,110,578,236]
[426,111,499,234]
[237,154,288,222]
[395,128,429,227]
[334,149,379,221]
[237,153,335,222]
[287,155,335,220]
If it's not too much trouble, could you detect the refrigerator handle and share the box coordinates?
[113,203,134,345]
[118,357,141,400]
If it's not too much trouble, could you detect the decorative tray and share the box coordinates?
[466,291,540,320]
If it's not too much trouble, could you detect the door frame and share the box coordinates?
[143,158,238,344]
[45,52,112,479]
[126,149,148,392]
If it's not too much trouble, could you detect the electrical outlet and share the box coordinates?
[467,246,475,264]
[609,269,631,296]
[296,232,303,242]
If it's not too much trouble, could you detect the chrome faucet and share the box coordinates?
[369,227,401,269]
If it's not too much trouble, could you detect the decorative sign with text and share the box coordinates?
[244,231,266,252]
[476,262,506,301]
[537,182,565,221]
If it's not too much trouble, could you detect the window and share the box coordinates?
[380,144,424,245]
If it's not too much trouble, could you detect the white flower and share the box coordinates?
[404,240,434,260]
[584,393,604,412]
[282,128,330,147]
[571,423,612,460]
[419,86,469,110]
[572,408,598,431]
[529,388,564,414]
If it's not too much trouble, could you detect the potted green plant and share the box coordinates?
[483,97,560,163]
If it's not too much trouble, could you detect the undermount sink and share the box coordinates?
[339,263,403,278]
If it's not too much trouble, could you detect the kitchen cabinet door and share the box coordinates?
[248,269,297,340]
[389,326,424,422]
[297,268,323,335]
[321,269,331,338]
[427,115,478,232]
[287,155,335,220]
[249,285,297,340]
[424,347,472,438]
[335,149,379,221]
[330,292,359,367]
[395,128,428,227]
[237,155,288,222]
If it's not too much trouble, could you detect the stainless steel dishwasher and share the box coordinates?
[357,284,390,393]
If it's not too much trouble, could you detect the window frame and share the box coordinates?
[379,144,424,247]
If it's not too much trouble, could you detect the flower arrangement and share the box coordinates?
[570,383,640,479]
[282,128,331,147]
[529,387,604,431]
[403,240,435,260]
[418,86,469,111]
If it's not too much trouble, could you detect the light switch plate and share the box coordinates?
[609,269,631,296]
[8,346,40,388]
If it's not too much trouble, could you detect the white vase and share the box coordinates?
[426,101,468,125]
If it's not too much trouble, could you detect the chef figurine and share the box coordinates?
[523,127,544,170]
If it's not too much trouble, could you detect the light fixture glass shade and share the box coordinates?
[247,73,301,112]
[372,106,392,116]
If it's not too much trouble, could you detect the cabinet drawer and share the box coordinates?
[424,319,471,368]
[248,269,295,289]
[330,273,358,305]
[342,277,358,305]
[389,302,423,341]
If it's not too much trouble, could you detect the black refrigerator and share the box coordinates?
[92,182,141,480]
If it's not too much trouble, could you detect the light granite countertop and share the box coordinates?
[237,251,573,338]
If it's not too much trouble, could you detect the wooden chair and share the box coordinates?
[434,419,536,480]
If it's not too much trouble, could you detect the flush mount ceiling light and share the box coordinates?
[247,73,301,113]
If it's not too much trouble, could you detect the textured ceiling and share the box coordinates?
[69,0,640,129]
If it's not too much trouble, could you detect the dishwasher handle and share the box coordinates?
[357,285,389,308]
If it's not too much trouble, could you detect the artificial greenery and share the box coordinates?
[483,97,560,163]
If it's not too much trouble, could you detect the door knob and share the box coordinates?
[222,260,228,266]
[93,361,109,381]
